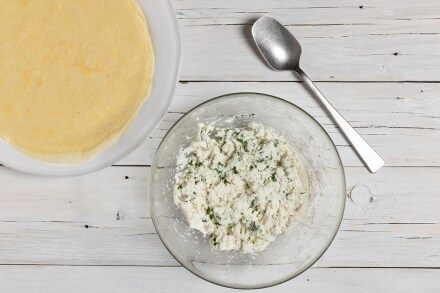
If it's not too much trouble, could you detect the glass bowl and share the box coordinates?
[149,93,346,289]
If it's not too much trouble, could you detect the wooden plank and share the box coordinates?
[170,0,440,81]
[0,166,176,266]
[0,266,438,293]
[173,0,440,25]
[178,27,440,82]
[0,166,438,267]
[117,82,440,167]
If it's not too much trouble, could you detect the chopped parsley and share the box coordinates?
[210,234,219,246]
[250,222,260,231]
[236,137,249,152]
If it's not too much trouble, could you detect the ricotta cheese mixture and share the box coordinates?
[173,122,308,253]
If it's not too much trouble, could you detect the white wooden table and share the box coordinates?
[1,1,439,292]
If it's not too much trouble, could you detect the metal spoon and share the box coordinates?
[252,16,385,173]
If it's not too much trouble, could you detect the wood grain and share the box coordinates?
[0,166,438,267]
[117,82,440,167]
[1,0,439,290]
[172,0,440,81]
[0,266,438,293]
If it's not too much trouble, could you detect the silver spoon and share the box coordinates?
[252,16,385,173]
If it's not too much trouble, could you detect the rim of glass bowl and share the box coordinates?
[149,92,346,289]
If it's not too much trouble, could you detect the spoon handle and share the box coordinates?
[296,68,385,173]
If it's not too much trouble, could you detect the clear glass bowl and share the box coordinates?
[149,93,346,289]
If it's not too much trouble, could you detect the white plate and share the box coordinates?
[0,0,181,176]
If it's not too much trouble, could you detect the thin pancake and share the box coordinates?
[0,0,154,163]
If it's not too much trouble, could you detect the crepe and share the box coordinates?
[0,0,154,163]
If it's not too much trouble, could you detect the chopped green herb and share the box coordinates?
[271,173,277,182]
[220,133,228,148]
[232,166,239,174]
[250,222,259,231]
[250,199,258,212]
[237,138,248,152]
[210,234,218,246]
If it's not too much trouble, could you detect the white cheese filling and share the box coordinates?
[173,122,307,253]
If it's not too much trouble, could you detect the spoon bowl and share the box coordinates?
[252,16,302,71]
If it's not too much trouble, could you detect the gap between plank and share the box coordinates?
[0,264,437,269]
[178,80,440,83]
